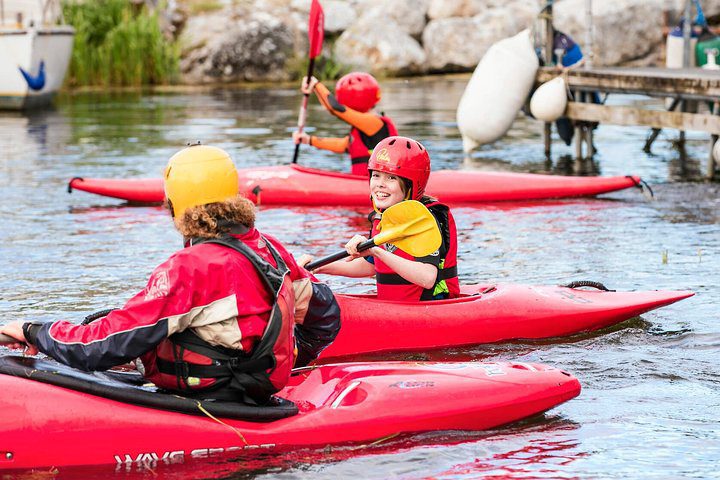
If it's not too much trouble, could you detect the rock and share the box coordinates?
[172,0,707,83]
[423,17,485,71]
[554,0,667,66]
[323,1,358,33]
[180,9,295,83]
[427,0,485,20]
[334,16,426,74]
[290,0,357,34]
[363,0,431,38]
[424,5,534,71]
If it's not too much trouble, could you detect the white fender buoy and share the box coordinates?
[457,29,539,153]
[713,138,720,162]
[529,76,568,122]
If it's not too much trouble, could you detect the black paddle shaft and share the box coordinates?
[292,58,316,164]
[305,238,376,271]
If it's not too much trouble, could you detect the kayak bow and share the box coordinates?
[317,283,694,360]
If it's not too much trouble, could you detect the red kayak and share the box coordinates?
[317,282,694,360]
[68,164,644,206]
[0,356,580,470]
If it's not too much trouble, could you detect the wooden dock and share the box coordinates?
[536,66,720,179]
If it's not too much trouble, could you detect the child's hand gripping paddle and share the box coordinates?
[305,200,442,270]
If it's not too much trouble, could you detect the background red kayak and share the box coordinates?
[68,164,644,206]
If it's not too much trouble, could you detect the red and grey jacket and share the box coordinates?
[347,115,398,175]
[23,228,341,404]
[369,201,459,302]
[140,234,296,403]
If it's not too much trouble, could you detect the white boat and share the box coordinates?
[0,0,74,109]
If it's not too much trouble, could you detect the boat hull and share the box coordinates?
[318,283,694,359]
[0,357,580,470]
[68,164,643,206]
[0,26,74,110]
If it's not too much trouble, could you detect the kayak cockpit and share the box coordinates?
[338,284,498,305]
[0,356,298,421]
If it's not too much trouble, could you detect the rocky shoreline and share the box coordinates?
[169,0,720,84]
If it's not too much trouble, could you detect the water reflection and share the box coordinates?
[1,79,719,479]
[427,420,584,480]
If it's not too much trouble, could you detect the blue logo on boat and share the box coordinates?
[19,61,46,91]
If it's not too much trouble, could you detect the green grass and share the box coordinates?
[62,0,179,87]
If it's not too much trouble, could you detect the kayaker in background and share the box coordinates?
[299,136,459,302]
[292,72,398,176]
[0,144,341,406]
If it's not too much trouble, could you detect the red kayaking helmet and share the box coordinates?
[335,72,381,112]
[368,136,431,200]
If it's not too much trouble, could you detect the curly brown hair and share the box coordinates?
[173,195,256,239]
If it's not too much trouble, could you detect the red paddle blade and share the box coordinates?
[308,0,324,58]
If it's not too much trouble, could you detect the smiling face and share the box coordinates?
[370,170,407,210]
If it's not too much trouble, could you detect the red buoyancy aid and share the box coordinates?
[146,234,296,405]
[348,115,398,176]
[371,201,460,302]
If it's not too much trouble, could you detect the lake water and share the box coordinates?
[0,76,718,479]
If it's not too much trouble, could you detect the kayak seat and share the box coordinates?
[0,356,298,421]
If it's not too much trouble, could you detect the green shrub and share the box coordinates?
[62,0,179,87]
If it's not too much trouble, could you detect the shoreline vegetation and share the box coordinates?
[62,0,180,87]
[61,0,350,89]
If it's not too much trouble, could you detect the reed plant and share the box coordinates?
[62,0,179,87]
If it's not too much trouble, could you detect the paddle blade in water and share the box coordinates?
[373,200,441,257]
[308,0,324,58]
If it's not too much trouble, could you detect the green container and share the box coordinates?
[696,30,720,66]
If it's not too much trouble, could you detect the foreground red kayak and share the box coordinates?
[317,282,694,360]
[68,164,644,206]
[0,356,580,470]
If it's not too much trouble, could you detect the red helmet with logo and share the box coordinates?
[368,136,431,200]
[335,72,381,112]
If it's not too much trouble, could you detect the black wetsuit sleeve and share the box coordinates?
[293,282,341,367]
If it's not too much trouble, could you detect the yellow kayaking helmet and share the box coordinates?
[164,144,239,218]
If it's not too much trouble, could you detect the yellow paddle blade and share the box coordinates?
[372,200,442,257]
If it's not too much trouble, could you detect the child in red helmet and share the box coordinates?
[300,136,460,302]
[292,72,398,176]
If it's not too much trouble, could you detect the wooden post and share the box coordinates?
[543,1,554,161]
[585,125,594,160]
[709,101,719,179]
[574,89,584,162]
[644,98,680,152]
[679,1,691,168]
[682,0,692,68]
[544,122,552,158]
[575,124,583,161]
[544,2,554,67]
[585,0,593,69]
[708,134,717,179]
